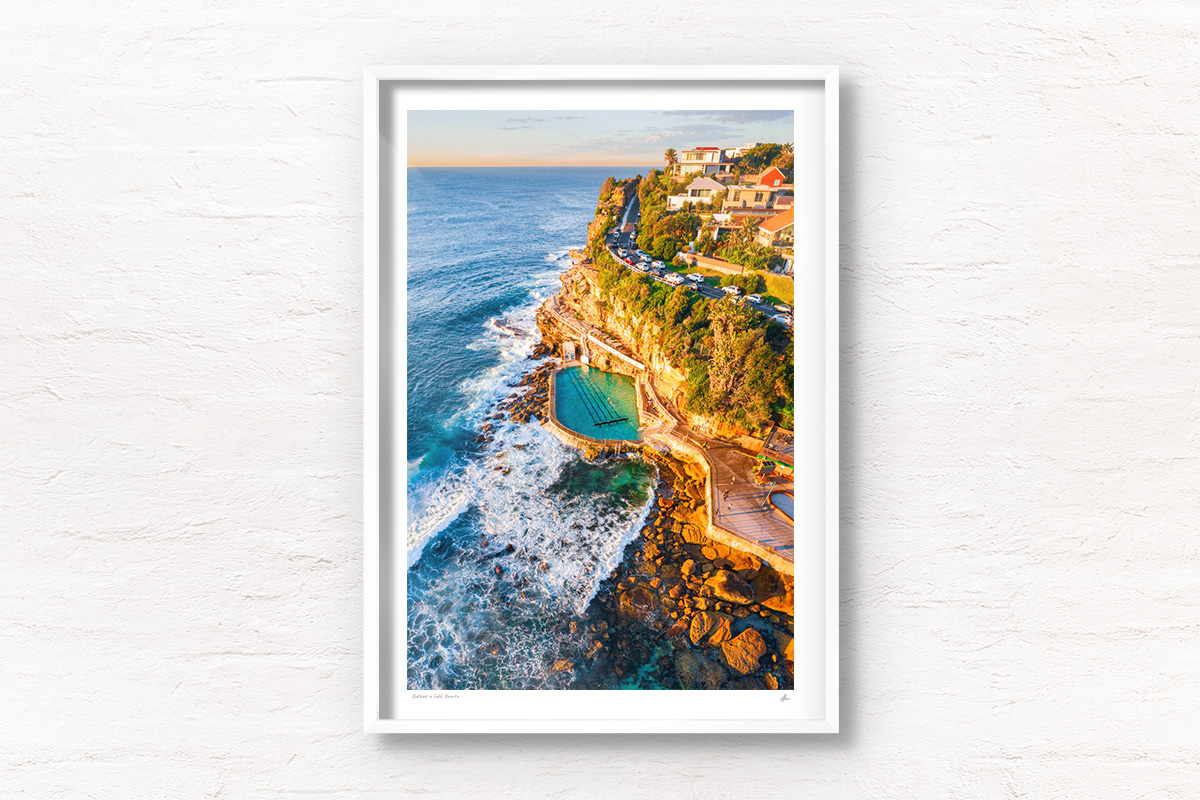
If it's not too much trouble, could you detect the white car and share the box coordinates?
[747,294,763,305]
[618,249,627,257]
[632,262,647,272]
[775,304,791,314]
[722,285,742,296]
[664,273,685,286]
[686,273,704,283]
[772,313,793,326]
[652,261,664,270]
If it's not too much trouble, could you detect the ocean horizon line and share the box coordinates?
[407,164,656,169]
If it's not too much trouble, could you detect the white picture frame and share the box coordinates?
[365,65,839,733]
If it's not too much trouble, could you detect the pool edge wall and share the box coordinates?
[545,363,642,455]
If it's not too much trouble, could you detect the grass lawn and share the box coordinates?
[762,272,794,306]
[667,260,793,306]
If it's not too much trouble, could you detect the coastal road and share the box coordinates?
[603,189,783,324]
[621,191,641,248]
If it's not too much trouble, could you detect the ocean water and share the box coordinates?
[405,167,653,690]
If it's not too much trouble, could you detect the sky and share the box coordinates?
[406,110,794,167]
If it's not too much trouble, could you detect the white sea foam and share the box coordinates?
[406,419,656,688]
[405,244,656,688]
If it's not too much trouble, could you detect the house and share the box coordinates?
[752,166,787,188]
[667,176,724,210]
[672,147,737,178]
[755,208,794,248]
[721,166,793,213]
[723,183,786,212]
[724,142,763,159]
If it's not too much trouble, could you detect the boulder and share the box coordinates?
[760,586,794,616]
[706,614,733,646]
[721,628,768,676]
[688,612,715,645]
[775,631,794,662]
[674,650,727,690]
[703,570,755,605]
[724,551,763,575]
[753,570,794,615]
[665,616,690,639]
[618,585,656,618]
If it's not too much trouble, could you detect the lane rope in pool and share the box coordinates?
[573,370,628,428]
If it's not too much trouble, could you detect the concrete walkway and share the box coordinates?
[640,378,795,562]
[706,440,795,558]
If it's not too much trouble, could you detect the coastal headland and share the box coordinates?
[488,170,798,689]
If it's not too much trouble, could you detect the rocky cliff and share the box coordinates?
[540,262,742,437]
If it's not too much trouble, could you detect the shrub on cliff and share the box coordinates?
[598,176,617,204]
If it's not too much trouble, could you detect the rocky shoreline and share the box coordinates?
[571,448,795,690]
[486,346,795,689]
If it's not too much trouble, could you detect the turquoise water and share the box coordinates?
[554,366,641,441]
[405,167,660,690]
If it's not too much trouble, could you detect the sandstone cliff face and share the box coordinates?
[548,263,738,437]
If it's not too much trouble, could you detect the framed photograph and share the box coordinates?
[364,66,838,733]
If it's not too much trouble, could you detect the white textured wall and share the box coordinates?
[4,2,1199,797]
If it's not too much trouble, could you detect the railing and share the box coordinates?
[545,299,644,371]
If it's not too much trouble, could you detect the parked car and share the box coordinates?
[772,313,793,326]
[665,273,685,286]
[687,273,704,283]
[775,304,791,314]
[722,285,742,296]
[747,294,763,305]
[652,261,664,270]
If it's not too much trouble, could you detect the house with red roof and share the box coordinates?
[753,166,787,187]
[755,208,794,249]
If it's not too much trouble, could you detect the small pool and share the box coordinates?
[769,491,794,521]
[554,366,641,442]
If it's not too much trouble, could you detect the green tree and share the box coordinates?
[740,143,784,174]
[652,234,679,261]
[719,272,766,295]
[664,148,678,171]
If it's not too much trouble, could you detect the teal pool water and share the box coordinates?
[554,366,641,441]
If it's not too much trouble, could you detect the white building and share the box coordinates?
[671,147,736,178]
[724,142,763,159]
[667,176,724,210]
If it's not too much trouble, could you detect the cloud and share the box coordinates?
[497,125,534,130]
[565,122,741,152]
[555,115,585,120]
[506,116,546,123]
[660,110,792,124]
